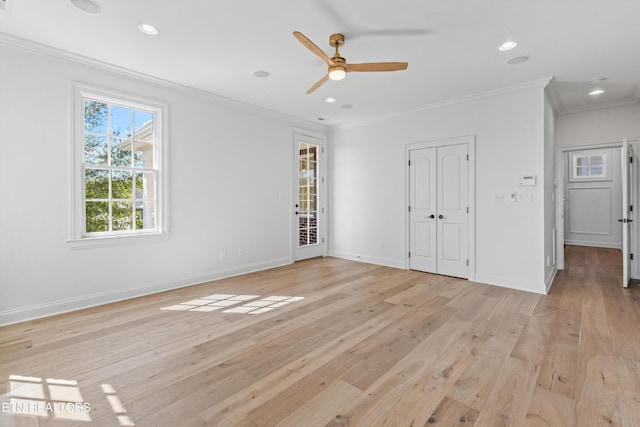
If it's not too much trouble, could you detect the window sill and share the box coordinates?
[68,231,170,250]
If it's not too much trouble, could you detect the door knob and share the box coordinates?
[426,214,435,219]
[438,214,444,219]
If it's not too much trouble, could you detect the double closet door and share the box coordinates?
[409,143,468,278]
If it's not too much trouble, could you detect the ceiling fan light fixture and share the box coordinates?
[328,67,346,81]
[589,88,605,96]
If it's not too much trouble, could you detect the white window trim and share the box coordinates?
[569,149,610,182]
[68,83,169,249]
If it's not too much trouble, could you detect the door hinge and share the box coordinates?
[409,252,411,258]
[466,259,469,266]
[322,177,325,183]
[467,207,469,213]
[632,253,634,260]
[631,205,634,212]
[631,156,633,163]
[466,154,469,161]
[322,147,324,154]
[408,206,411,212]
[322,237,325,243]
[321,207,325,214]
[408,160,411,166]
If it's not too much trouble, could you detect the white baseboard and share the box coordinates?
[564,240,621,249]
[328,250,405,269]
[545,266,558,294]
[473,273,547,295]
[0,257,292,326]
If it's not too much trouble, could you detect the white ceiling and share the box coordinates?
[2,0,639,126]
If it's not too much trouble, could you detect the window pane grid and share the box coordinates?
[571,151,608,180]
[298,142,319,247]
[82,96,158,236]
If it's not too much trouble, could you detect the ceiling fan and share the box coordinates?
[293,31,408,94]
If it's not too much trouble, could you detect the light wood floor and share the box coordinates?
[1,245,640,426]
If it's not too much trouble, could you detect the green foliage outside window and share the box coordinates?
[84,100,150,233]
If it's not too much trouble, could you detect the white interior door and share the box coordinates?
[437,144,469,278]
[622,139,632,287]
[409,143,468,278]
[409,148,437,272]
[294,134,324,261]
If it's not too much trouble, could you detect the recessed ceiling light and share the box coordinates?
[253,70,270,78]
[506,55,530,65]
[498,41,518,51]
[138,23,158,35]
[70,0,103,14]
[341,104,353,109]
[325,97,336,103]
[588,77,606,96]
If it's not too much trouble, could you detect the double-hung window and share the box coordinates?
[70,85,167,247]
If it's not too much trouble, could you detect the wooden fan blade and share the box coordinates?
[346,62,408,72]
[293,31,334,66]
[306,74,330,94]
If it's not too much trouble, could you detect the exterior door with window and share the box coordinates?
[564,148,622,248]
[294,133,324,261]
[409,143,468,278]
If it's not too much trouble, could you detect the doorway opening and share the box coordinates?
[556,139,639,287]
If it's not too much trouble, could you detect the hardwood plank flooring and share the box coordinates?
[1,246,640,426]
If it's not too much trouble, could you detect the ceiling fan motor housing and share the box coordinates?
[329,33,345,47]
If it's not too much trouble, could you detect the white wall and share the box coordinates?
[0,43,325,325]
[556,103,640,147]
[329,84,548,294]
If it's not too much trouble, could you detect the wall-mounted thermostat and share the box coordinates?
[519,175,536,186]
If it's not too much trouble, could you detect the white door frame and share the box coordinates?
[405,135,476,281]
[556,139,638,279]
[291,128,327,261]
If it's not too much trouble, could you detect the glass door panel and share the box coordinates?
[294,135,324,261]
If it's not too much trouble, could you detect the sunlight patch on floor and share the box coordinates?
[102,384,134,426]
[5,375,92,422]
[160,294,305,314]
[223,296,305,314]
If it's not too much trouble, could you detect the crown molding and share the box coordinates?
[558,98,639,116]
[332,77,554,131]
[0,32,327,133]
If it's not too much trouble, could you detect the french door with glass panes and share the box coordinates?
[294,133,325,261]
